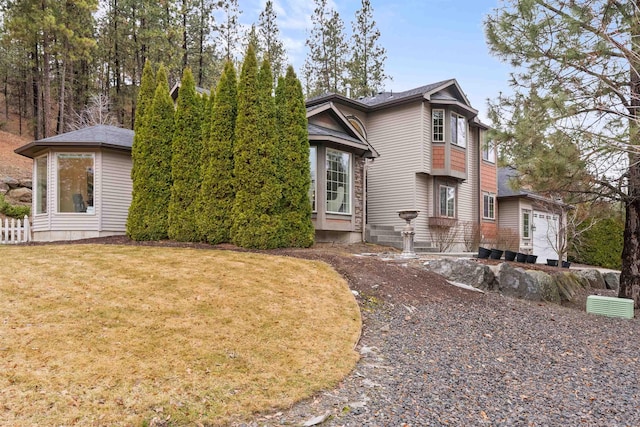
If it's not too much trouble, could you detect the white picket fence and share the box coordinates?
[0,216,31,244]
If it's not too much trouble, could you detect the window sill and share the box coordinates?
[326,211,352,216]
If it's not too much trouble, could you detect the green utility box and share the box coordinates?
[586,295,634,319]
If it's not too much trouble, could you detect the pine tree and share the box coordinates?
[276,66,315,247]
[258,1,286,82]
[304,0,348,96]
[128,65,174,240]
[127,60,156,239]
[198,61,237,244]
[217,0,242,62]
[168,68,203,241]
[348,0,389,98]
[231,46,282,249]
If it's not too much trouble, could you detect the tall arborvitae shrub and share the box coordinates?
[129,65,175,240]
[200,87,215,145]
[275,66,315,247]
[128,60,156,239]
[168,68,203,241]
[231,47,282,249]
[197,61,237,244]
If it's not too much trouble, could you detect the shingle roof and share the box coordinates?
[15,125,134,158]
[307,123,363,145]
[498,166,529,198]
[357,80,454,106]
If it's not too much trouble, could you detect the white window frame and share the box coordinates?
[309,146,317,212]
[56,153,95,214]
[450,113,467,148]
[325,148,351,215]
[482,138,496,163]
[35,154,48,215]
[439,185,456,218]
[483,192,495,220]
[432,109,444,142]
[522,209,531,239]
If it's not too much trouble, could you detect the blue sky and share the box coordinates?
[237,0,513,122]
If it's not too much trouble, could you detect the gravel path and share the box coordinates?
[240,287,640,426]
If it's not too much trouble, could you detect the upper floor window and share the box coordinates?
[483,192,495,220]
[35,155,48,214]
[326,149,351,214]
[450,113,466,148]
[57,153,94,214]
[432,109,444,142]
[439,185,456,218]
[482,137,496,163]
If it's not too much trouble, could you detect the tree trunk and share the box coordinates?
[619,2,640,307]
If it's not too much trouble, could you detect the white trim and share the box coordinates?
[56,152,95,214]
[325,148,352,215]
[432,108,445,142]
[34,154,48,215]
[439,184,456,218]
[483,192,495,220]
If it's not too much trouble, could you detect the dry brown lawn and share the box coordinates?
[0,245,361,426]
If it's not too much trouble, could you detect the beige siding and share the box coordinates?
[32,151,53,232]
[422,103,431,173]
[101,151,132,232]
[414,174,432,241]
[366,102,424,230]
[469,127,480,221]
[498,199,519,231]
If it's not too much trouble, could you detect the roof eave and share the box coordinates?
[15,141,132,159]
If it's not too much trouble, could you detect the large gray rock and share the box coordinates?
[19,178,32,189]
[525,270,561,303]
[424,258,497,290]
[6,187,32,203]
[574,269,606,289]
[495,263,541,301]
[2,176,20,189]
[603,272,620,290]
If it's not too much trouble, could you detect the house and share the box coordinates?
[306,79,497,252]
[14,125,134,241]
[15,118,379,243]
[497,166,570,263]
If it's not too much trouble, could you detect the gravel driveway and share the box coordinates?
[238,257,640,427]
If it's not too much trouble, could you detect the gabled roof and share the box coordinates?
[169,82,211,101]
[15,125,134,158]
[498,166,568,208]
[307,101,379,158]
[305,79,477,116]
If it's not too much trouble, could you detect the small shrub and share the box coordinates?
[496,227,519,251]
[462,221,481,251]
[0,193,30,218]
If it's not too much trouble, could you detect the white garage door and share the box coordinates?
[532,211,559,264]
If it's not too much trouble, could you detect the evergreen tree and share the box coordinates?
[304,0,348,96]
[217,0,242,62]
[347,0,389,98]
[276,66,315,247]
[484,0,640,305]
[127,60,156,239]
[200,87,215,144]
[168,68,203,241]
[198,61,237,244]
[231,46,282,249]
[127,65,174,240]
[258,1,286,82]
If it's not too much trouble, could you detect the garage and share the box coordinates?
[532,211,560,264]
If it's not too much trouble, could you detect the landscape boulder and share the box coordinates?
[19,178,32,189]
[0,182,8,195]
[525,270,561,304]
[495,263,541,301]
[573,269,606,289]
[603,271,620,291]
[424,258,497,291]
[2,176,20,189]
[6,187,32,203]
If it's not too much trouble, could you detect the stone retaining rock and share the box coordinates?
[424,258,497,291]
[603,272,620,290]
[6,187,32,203]
[574,269,606,289]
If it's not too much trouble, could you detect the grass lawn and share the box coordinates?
[0,245,361,426]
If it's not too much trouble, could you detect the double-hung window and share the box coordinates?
[483,192,495,220]
[450,113,467,147]
[482,138,496,163]
[57,153,95,214]
[326,149,351,214]
[439,185,456,218]
[432,109,444,142]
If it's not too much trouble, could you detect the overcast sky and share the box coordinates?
[235,0,513,122]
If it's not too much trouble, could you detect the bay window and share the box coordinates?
[309,146,317,212]
[450,113,467,147]
[439,185,456,218]
[57,154,94,213]
[326,149,351,214]
[35,155,48,214]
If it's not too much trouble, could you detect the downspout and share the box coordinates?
[362,157,369,242]
[477,127,482,232]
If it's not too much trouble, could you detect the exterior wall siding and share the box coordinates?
[365,102,424,233]
[101,151,133,232]
[451,148,466,173]
[432,145,445,169]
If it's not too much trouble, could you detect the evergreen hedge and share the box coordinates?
[231,48,283,249]
[197,61,237,244]
[168,68,203,241]
[275,66,314,247]
[576,216,624,270]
